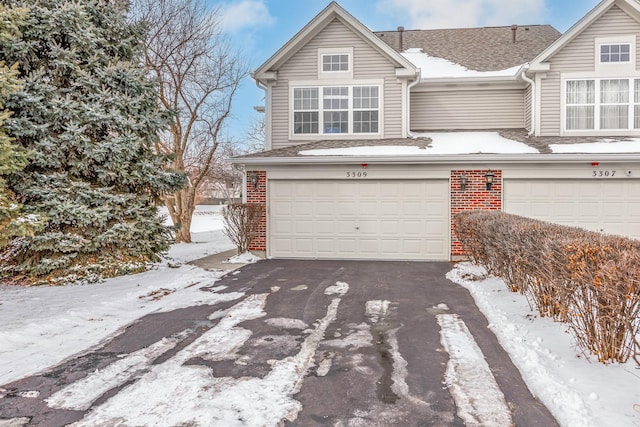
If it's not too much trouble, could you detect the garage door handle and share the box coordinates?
[355,227,359,230]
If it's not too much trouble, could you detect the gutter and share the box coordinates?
[406,70,421,138]
[519,64,536,136]
[230,153,640,166]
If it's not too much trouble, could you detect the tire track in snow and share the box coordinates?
[437,313,513,427]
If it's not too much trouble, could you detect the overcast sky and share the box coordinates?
[207,0,602,147]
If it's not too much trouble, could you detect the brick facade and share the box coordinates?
[246,170,267,252]
[450,169,502,256]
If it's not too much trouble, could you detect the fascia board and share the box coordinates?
[230,153,640,166]
[530,0,614,68]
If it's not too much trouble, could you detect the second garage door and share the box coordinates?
[504,179,640,239]
[269,180,449,260]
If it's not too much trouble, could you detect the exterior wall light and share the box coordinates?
[459,175,468,191]
[485,170,495,190]
[247,171,259,189]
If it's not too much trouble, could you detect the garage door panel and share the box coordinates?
[504,179,640,239]
[269,180,449,260]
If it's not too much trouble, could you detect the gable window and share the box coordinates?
[565,78,640,131]
[292,85,380,136]
[600,44,631,63]
[322,54,349,72]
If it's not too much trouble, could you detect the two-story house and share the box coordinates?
[232,0,640,261]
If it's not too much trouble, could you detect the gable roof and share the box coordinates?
[375,25,560,72]
[530,0,640,70]
[253,1,417,82]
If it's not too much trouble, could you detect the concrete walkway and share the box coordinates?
[188,249,249,272]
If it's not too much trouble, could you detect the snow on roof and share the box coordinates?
[298,132,539,156]
[401,48,523,80]
[550,139,640,153]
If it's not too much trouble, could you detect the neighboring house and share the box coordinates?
[232,0,640,261]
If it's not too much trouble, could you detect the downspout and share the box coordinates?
[255,79,271,150]
[407,70,421,138]
[520,64,535,137]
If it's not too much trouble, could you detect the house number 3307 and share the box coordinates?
[592,170,616,177]
[346,171,368,178]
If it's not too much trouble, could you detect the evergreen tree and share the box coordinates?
[0,0,184,283]
[0,5,41,249]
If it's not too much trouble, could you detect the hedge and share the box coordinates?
[454,210,640,365]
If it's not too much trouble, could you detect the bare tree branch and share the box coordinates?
[132,0,249,242]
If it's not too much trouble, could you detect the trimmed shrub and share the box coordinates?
[454,210,640,365]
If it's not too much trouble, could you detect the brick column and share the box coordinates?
[450,169,502,256]
[246,170,267,252]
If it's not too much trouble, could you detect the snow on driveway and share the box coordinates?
[69,281,349,426]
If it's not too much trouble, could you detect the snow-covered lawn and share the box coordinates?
[1,206,638,426]
[448,262,640,427]
[0,205,235,385]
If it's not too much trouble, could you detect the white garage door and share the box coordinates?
[504,179,640,238]
[269,180,449,260]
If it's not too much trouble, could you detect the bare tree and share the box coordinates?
[245,115,266,153]
[134,0,248,242]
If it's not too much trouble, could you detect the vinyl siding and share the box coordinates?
[540,5,640,135]
[270,18,403,149]
[410,89,525,130]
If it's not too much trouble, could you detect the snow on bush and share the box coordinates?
[454,210,640,365]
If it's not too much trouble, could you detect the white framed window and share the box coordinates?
[564,78,640,131]
[595,36,636,72]
[292,84,380,136]
[322,54,349,72]
[600,44,631,63]
[317,47,353,79]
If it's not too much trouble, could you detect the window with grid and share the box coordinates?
[565,78,640,131]
[293,88,318,134]
[322,54,349,72]
[323,87,348,133]
[566,80,595,130]
[353,86,379,133]
[600,44,631,63]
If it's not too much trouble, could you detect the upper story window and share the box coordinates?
[322,54,349,72]
[293,84,380,136]
[595,36,636,72]
[565,78,640,131]
[318,47,353,79]
[600,44,631,63]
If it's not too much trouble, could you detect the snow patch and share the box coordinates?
[437,313,513,426]
[298,132,538,156]
[324,281,349,296]
[550,138,640,153]
[225,252,262,264]
[365,300,390,323]
[447,262,639,427]
[402,49,523,80]
[265,317,309,330]
[322,323,373,350]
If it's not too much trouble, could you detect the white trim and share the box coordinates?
[318,47,354,80]
[561,75,640,135]
[289,80,385,140]
[535,73,544,136]
[595,35,636,73]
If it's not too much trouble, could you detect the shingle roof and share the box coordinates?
[374,25,561,71]
[234,130,640,159]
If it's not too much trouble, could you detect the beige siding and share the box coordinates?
[524,85,532,131]
[540,5,640,135]
[410,89,525,130]
[270,18,403,149]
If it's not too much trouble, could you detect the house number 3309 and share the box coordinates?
[346,171,368,178]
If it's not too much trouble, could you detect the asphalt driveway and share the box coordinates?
[0,260,557,426]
